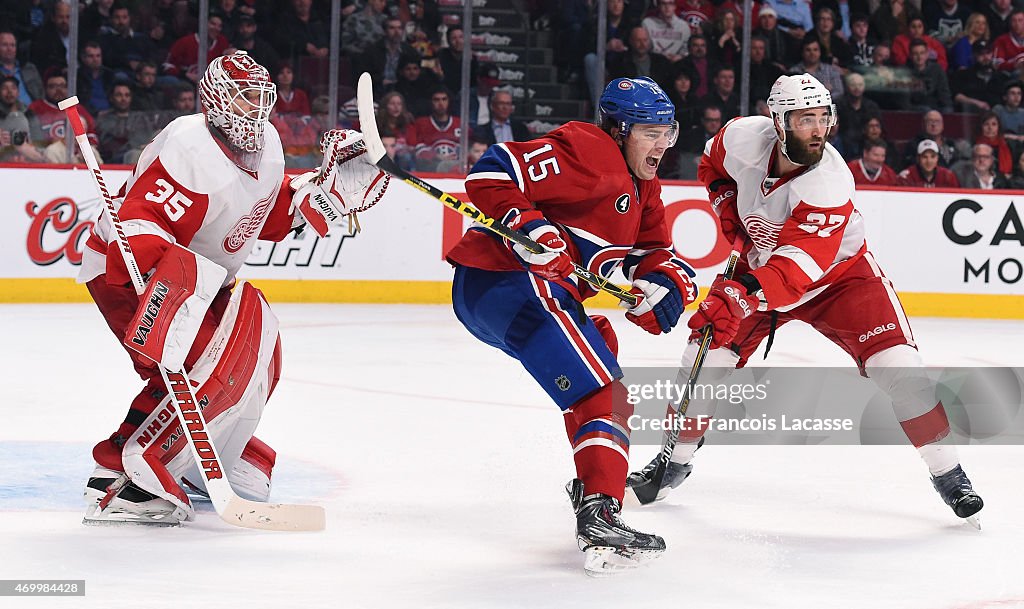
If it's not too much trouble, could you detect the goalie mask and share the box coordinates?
[766,73,836,165]
[199,51,277,167]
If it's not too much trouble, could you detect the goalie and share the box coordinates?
[77,51,388,525]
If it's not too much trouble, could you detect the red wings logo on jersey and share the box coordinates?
[743,215,784,252]
[223,191,275,254]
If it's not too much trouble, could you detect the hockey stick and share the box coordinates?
[60,96,326,532]
[628,239,743,505]
[354,72,639,307]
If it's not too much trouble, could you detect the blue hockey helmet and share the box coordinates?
[599,77,678,144]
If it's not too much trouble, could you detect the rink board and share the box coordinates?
[1,165,1022,318]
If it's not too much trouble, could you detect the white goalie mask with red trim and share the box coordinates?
[199,51,277,159]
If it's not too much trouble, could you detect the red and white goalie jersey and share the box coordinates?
[699,116,867,311]
[79,114,295,286]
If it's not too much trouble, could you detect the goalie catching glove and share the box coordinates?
[291,129,390,237]
[503,209,575,282]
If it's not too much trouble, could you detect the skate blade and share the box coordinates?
[965,515,981,530]
[582,546,665,577]
[83,517,181,528]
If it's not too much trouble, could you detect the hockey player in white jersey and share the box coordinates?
[628,74,984,523]
[78,51,387,525]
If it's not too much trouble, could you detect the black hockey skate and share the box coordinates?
[931,465,984,527]
[625,437,704,505]
[566,479,666,576]
[83,467,188,526]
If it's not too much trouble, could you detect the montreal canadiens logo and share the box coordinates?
[618,80,633,90]
[614,193,630,214]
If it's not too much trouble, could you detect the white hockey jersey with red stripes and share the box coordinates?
[699,115,867,311]
[80,114,295,287]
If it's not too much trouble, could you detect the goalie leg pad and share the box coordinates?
[121,282,281,511]
[228,436,278,501]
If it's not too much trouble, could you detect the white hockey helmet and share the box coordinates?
[766,73,836,127]
[198,51,277,154]
[766,73,836,163]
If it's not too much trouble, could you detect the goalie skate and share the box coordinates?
[83,467,188,527]
[931,465,984,529]
[567,479,666,576]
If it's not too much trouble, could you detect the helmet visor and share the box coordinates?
[783,106,836,132]
[630,121,679,148]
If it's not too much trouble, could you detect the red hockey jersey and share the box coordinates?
[447,121,681,301]
[699,116,867,311]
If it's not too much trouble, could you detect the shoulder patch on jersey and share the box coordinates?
[157,115,236,194]
[614,193,630,214]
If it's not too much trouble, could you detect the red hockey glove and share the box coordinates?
[708,179,741,242]
[623,261,697,335]
[505,209,574,282]
[687,277,758,348]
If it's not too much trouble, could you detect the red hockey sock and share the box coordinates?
[563,381,632,501]
[92,378,167,471]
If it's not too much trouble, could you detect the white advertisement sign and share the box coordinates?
[4,167,1023,299]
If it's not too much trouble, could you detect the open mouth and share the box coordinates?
[645,156,661,168]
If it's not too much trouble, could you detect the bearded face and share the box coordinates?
[784,129,827,165]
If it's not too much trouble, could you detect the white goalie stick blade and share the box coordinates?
[210,479,326,532]
[356,73,387,165]
[582,546,665,577]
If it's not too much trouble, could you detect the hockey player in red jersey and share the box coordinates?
[448,77,697,574]
[78,51,387,525]
[628,74,984,523]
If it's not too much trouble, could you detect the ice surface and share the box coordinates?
[2,303,1023,609]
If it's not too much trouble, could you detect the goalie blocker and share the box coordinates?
[85,245,283,524]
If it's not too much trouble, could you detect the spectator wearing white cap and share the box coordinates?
[899,139,961,188]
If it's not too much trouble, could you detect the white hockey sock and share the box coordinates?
[917,442,960,477]
[670,441,700,465]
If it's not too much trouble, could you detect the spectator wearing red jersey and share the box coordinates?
[28,70,103,163]
[273,62,310,116]
[892,17,948,70]
[973,111,1014,176]
[993,9,1024,72]
[676,0,714,37]
[162,13,232,83]
[848,139,900,186]
[899,139,960,188]
[408,86,461,173]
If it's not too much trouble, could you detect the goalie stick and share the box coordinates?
[60,96,326,532]
[354,72,640,307]
[627,237,743,505]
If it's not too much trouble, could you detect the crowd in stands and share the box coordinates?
[570,0,1024,189]
[3,0,1024,191]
